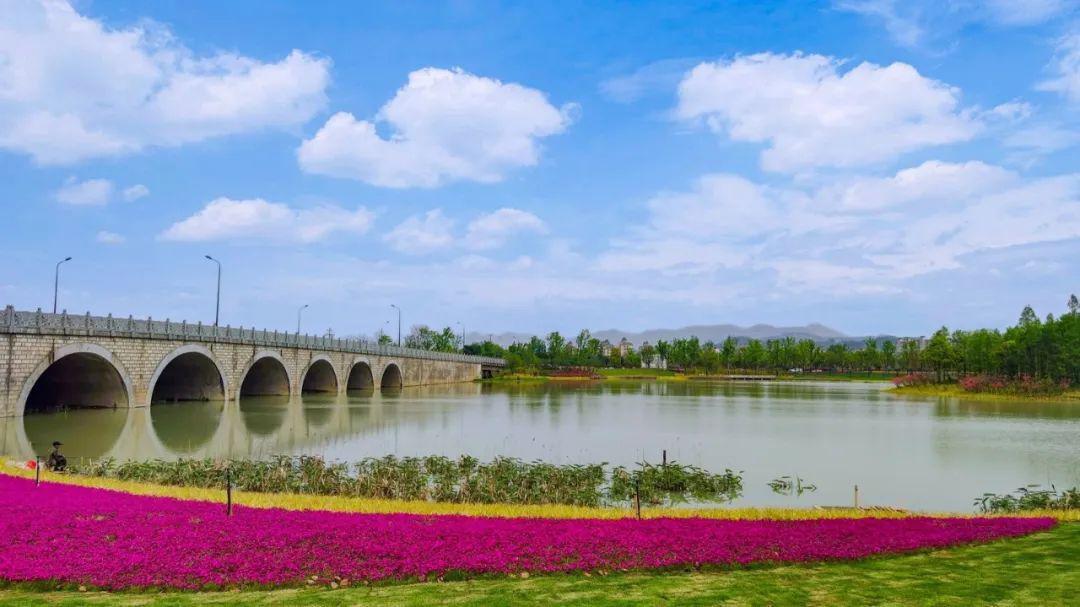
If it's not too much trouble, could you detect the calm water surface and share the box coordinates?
[4,380,1079,511]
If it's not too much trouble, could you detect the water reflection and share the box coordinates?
[150,401,224,454]
[1,381,1078,510]
[239,396,290,436]
[21,407,129,458]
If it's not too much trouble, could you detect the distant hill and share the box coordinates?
[464,323,889,348]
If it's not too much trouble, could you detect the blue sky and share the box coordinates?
[1,0,1078,338]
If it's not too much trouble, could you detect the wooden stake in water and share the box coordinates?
[226,468,233,517]
[35,456,41,487]
[662,449,667,467]
[634,477,642,520]
[854,484,860,509]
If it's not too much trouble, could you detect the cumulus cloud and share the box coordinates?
[597,162,1080,293]
[817,160,1018,211]
[675,53,980,173]
[122,184,150,202]
[96,230,125,244]
[0,0,330,164]
[1039,28,1080,103]
[383,210,456,254]
[298,67,574,188]
[55,178,113,205]
[160,198,374,243]
[465,208,547,250]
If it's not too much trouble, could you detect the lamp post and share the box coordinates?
[204,255,221,326]
[390,304,401,346]
[53,257,72,314]
[297,304,309,335]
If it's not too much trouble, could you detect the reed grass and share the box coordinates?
[63,455,739,508]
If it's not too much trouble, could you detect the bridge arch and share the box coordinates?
[346,357,376,391]
[380,361,403,389]
[238,350,292,398]
[147,344,228,406]
[17,343,134,416]
[301,355,339,394]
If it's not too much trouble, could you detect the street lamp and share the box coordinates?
[204,255,221,326]
[53,257,72,314]
[297,304,309,335]
[390,304,401,346]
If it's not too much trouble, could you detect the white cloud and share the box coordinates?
[1039,29,1080,103]
[600,58,700,103]
[981,0,1076,26]
[0,0,330,164]
[298,67,574,188]
[96,230,125,244]
[122,184,150,202]
[675,53,979,173]
[161,197,374,243]
[383,209,456,253]
[818,160,1018,211]
[836,1,1076,47]
[596,162,1080,294]
[835,1,925,47]
[465,208,547,250]
[55,178,113,205]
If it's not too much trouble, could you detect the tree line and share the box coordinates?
[459,295,1079,385]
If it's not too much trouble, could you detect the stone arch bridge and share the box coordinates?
[1,307,504,417]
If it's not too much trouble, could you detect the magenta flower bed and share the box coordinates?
[0,475,1054,590]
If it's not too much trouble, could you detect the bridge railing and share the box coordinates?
[1,306,505,366]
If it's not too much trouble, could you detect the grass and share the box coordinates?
[0,522,1075,606]
[890,384,1080,402]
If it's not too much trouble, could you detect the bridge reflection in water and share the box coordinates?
[0,383,484,462]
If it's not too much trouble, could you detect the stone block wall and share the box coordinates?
[0,334,482,417]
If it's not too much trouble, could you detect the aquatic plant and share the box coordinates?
[608,461,742,505]
[768,475,817,496]
[0,474,1053,590]
[68,455,740,508]
[976,485,1080,513]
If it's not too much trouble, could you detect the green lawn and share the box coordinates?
[2,523,1075,606]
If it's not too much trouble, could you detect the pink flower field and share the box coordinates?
[0,475,1055,590]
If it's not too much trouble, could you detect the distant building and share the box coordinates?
[897,336,928,350]
[600,339,614,356]
[618,337,632,356]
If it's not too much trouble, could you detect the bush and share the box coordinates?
[976,485,1080,513]
[891,373,934,387]
[958,374,1070,396]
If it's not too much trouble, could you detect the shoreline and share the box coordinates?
[889,384,1080,403]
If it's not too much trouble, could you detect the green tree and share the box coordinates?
[640,343,656,368]
[923,327,955,382]
[880,340,896,371]
[720,337,738,369]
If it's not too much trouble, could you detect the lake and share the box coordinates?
[3,380,1079,511]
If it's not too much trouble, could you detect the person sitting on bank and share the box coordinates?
[46,441,66,472]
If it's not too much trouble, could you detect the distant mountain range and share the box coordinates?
[467,323,899,348]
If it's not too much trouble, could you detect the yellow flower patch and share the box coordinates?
[4,462,1076,521]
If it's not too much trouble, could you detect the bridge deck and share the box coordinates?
[1,306,504,367]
